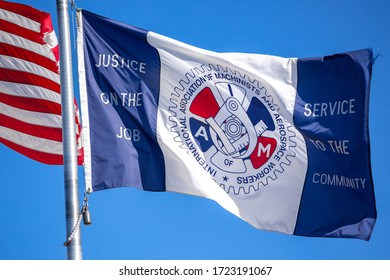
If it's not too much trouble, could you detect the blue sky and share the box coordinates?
[0,0,389,260]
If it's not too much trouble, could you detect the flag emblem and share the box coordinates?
[170,64,296,195]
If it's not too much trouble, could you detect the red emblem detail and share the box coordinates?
[190,87,220,119]
[250,136,277,169]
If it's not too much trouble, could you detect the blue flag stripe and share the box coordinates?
[293,50,376,239]
[80,10,166,192]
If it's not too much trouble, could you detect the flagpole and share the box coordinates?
[56,0,82,260]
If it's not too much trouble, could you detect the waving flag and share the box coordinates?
[77,10,376,240]
[0,0,83,164]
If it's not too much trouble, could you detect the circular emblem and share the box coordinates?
[169,65,296,195]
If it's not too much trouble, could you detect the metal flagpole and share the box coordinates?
[56,0,82,260]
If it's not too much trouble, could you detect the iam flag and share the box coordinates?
[77,10,376,240]
[0,0,83,164]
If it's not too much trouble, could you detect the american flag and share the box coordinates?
[0,0,83,164]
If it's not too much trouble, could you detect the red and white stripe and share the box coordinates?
[0,0,83,164]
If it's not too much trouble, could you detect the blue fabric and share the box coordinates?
[293,49,376,240]
[81,10,165,191]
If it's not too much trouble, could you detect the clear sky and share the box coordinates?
[0,0,389,260]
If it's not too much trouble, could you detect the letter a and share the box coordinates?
[194,126,209,141]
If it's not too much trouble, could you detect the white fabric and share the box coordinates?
[148,32,308,234]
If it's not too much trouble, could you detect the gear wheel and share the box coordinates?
[166,63,297,195]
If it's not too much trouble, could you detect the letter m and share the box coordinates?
[257,143,271,158]
[250,137,277,169]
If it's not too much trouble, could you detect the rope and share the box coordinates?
[63,205,85,247]
[69,0,77,9]
[69,0,78,52]
[63,193,90,247]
